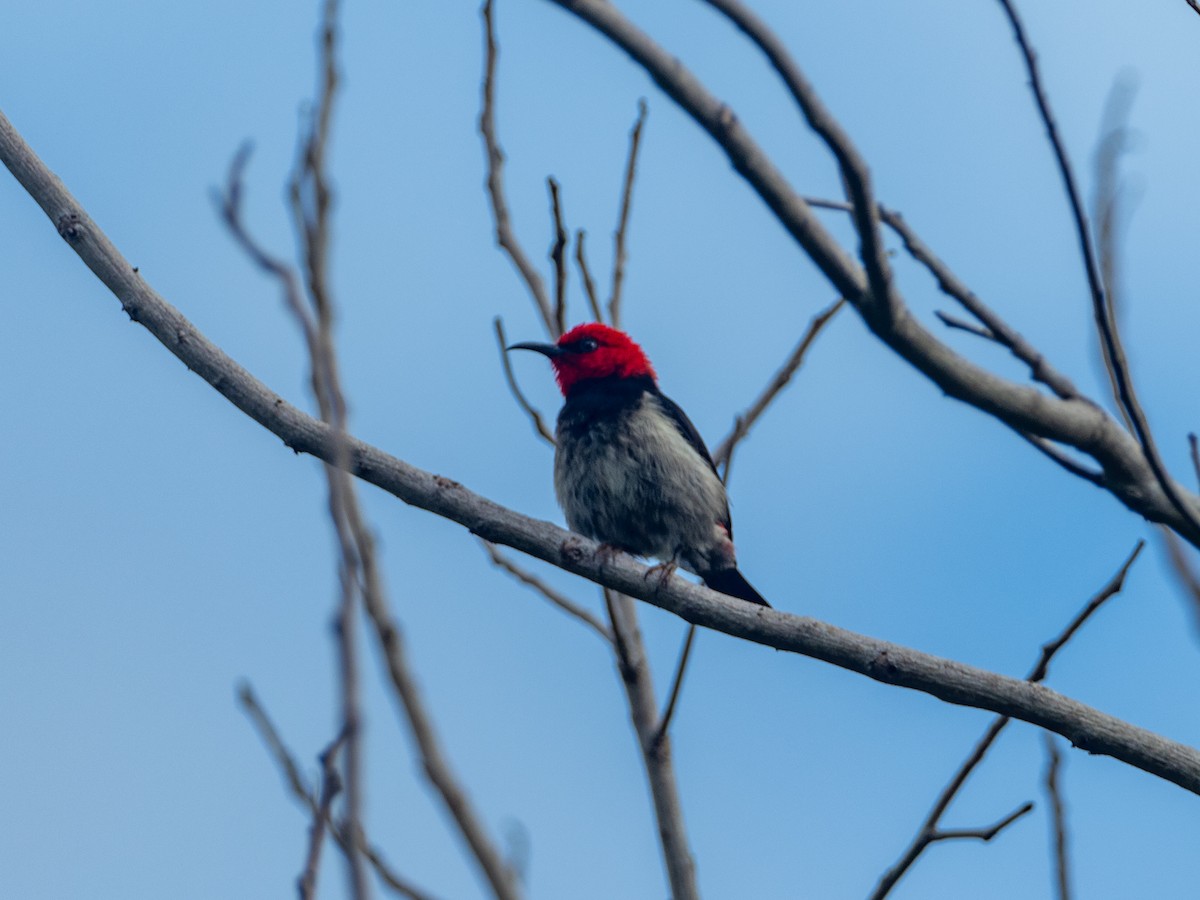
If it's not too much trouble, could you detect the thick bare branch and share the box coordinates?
[608,99,647,328]
[536,0,1200,544]
[700,0,897,324]
[871,541,1142,898]
[238,685,437,900]
[479,0,555,334]
[711,297,844,473]
[481,540,612,642]
[493,317,556,445]
[3,112,1199,795]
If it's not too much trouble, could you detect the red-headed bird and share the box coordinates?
[508,323,769,607]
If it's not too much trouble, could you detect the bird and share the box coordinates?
[508,322,769,607]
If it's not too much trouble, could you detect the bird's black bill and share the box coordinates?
[506,341,563,358]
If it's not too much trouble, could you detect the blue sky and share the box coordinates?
[3,1,1200,898]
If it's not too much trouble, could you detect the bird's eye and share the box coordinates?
[577,338,600,353]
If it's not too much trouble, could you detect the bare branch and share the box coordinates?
[608,99,647,327]
[237,685,437,900]
[481,540,612,642]
[1189,0,1200,16]
[998,0,1200,538]
[299,728,348,900]
[934,310,997,342]
[1190,433,1200,489]
[4,114,1200,794]
[1043,735,1072,900]
[362,568,522,900]
[929,801,1034,844]
[574,229,604,322]
[493,317,556,445]
[604,591,699,900]
[548,178,568,336]
[711,297,844,474]
[652,625,697,751]
[700,0,897,323]
[871,541,1143,898]
[1016,433,1106,486]
[479,0,554,334]
[538,0,1200,542]
[805,195,1084,402]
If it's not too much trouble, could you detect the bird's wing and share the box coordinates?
[655,391,735,536]
[651,390,719,475]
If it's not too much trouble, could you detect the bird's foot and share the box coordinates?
[595,542,632,567]
[643,558,680,593]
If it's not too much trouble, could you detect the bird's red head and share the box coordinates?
[509,323,657,396]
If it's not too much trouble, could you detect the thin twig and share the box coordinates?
[574,230,603,322]
[711,297,844,475]
[1190,434,1200,489]
[870,541,1143,899]
[1016,433,1106,486]
[299,728,349,900]
[548,178,568,337]
[238,686,437,900]
[935,310,997,342]
[1043,735,1072,900]
[998,0,1200,538]
[481,539,613,642]
[652,625,697,751]
[493,317,556,445]
[608,99,647,328]
[929,801,1034,844]
[479,0,554,334]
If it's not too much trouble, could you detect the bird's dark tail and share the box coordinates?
[703,568,770,607]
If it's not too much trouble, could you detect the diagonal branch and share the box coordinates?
[699,0,897,323]
[481,540,612,642]
[804,195,1083,402]
[870,541,1143,898]
[493,317,556,445]
[573,229,604,322]
[711,296,844,474]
